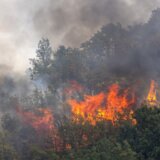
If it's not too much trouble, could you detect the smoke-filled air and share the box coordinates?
[1,0,160,160]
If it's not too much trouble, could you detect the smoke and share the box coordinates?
[0,0,160,73]
[0,64,33,111]
[33,0,160,47]
[0,2,160,157]
[0,0,159,108]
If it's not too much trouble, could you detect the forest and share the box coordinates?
[1,9,160,160]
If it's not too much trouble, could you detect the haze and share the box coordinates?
[0,0,160,73]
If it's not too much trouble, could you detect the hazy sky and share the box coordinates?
[0,0,160,73]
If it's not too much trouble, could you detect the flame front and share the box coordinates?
[68,84,135,125]
[147,80,157,106]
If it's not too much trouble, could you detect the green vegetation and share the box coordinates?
[2,106,160,160]
[1,9,160,160]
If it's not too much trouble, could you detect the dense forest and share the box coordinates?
[1,9,160,160]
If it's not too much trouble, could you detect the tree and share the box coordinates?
[65,138,137,160]
[29,38,53,81]
[0,132,19,160]
[119,106,160,160]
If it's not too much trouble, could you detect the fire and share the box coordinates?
[17,108,63,152]
[147,80,158,106]
[64,80,84,96]
[68,84,135,125]
[18,108,55,132]
[105,84,135,121]
[68,92,105,124]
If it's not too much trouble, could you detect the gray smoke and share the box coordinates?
[0,0,160,73]
[0,0,159,106]
[0,65,33,104]
[33,0,160,47]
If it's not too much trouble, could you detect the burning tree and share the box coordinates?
[146,80,158,106]
[2,8,160,160]
[68,83,135,125]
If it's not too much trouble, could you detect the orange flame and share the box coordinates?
[68,84,135,125]
[19,108,55,132]
[147,80,158,106]
[64,80,84,96]
[17,108,63,152]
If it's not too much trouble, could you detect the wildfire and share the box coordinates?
[18,108,55,132]
[64,80,84,96]
[147,80,158,106]
[68,84,135,125]
[17,108,63,152]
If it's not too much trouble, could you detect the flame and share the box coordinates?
[68,84,135,125]
[19,108,55,132]
[64,80,84,96]
[17,108,63,152]
[147,80,158,106]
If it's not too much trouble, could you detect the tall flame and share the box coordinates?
[147,80,157,106]
[68,84,135,125]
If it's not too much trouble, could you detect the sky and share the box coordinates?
[0,0,160,74]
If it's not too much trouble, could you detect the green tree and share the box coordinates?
[119,106,160,160]
[65,138,137,160]
[29,38,53,81]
